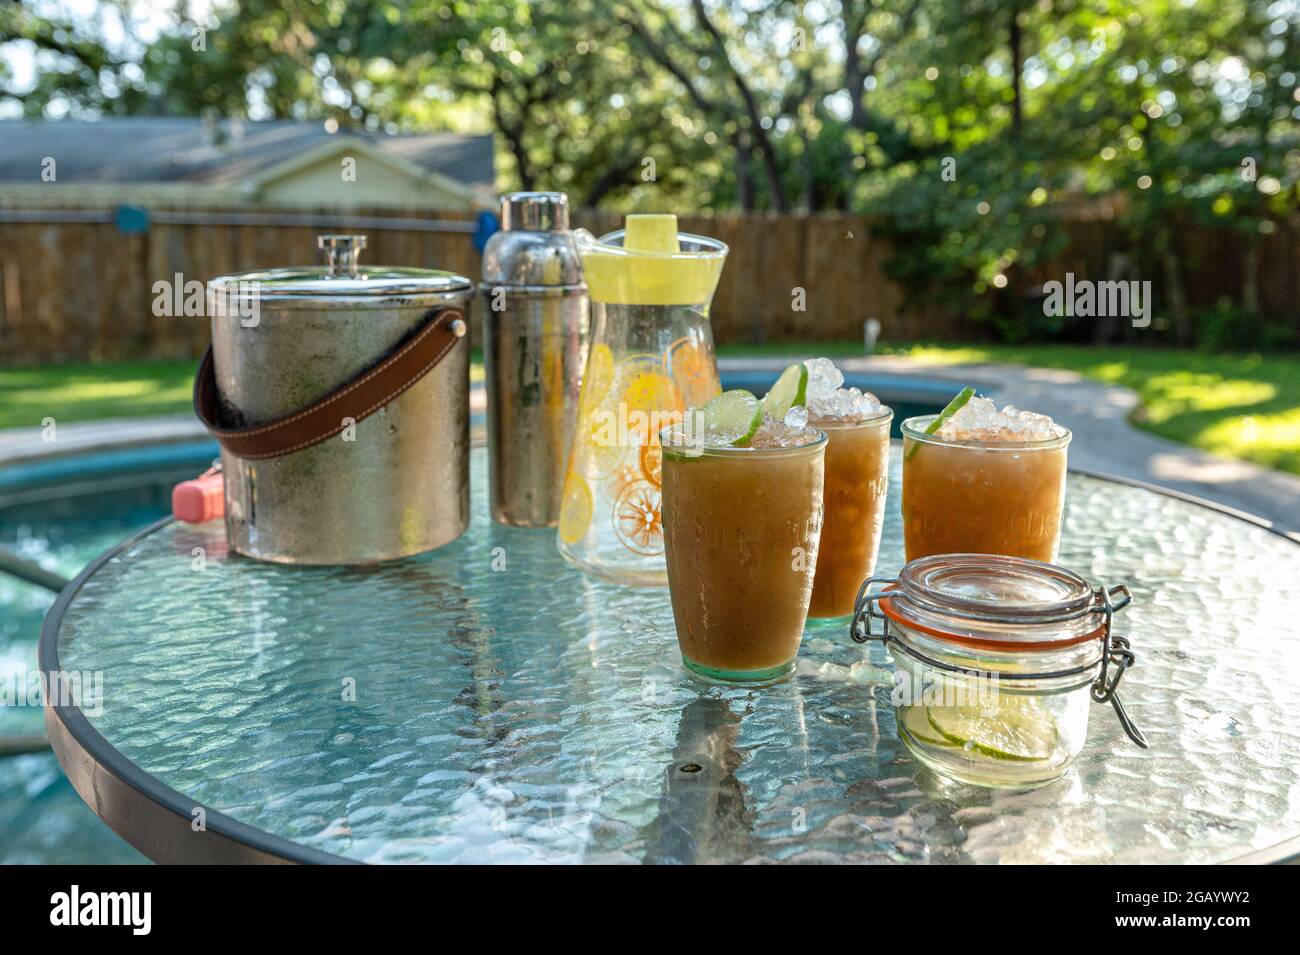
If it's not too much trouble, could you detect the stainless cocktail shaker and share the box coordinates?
[479,192,589,527]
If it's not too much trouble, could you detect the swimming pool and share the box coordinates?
[0,439,217,864]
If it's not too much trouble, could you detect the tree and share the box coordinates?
[4,0,1294,339]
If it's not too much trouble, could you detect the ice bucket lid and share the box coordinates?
[208,234,472,305]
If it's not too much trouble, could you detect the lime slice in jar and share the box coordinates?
[905,385,975,461]
[696,389,763,446]
[927,696,1059,762]
[899,705,955,747]
[760,362,809,421]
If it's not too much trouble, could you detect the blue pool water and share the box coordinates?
[0,440,217,864]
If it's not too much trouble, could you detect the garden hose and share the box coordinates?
[0,548,63,755]
[0,734,50,757]
[0,547,69,593]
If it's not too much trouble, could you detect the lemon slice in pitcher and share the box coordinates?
[558,471,593,544]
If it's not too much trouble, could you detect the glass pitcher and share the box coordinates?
[557,215,728,586]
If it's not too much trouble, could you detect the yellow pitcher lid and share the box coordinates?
[580,214,727,306]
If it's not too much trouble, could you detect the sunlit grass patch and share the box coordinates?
[897,344,1300,477]
[1198,408,1300,475]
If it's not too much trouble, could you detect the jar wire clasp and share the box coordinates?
[850,575,898,645]
[1091,584,1148,749]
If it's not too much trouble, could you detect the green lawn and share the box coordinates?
[719,342,1300,477]
[0,359,198,430]
[0,356,489,432]
[4,345,1298,477]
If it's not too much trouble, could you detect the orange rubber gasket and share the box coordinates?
[877,584,1105,652]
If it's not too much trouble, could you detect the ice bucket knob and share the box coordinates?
[318,234,367,277]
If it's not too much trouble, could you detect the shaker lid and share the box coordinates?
[501,192,569,231]
[208,235,472,302]
[480,196,585,289]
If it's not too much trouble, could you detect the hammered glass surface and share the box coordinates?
[56,447,1300,864]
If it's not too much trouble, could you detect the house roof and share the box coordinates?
[0,117,495,189]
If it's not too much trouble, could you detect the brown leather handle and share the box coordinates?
[194,307,466,460]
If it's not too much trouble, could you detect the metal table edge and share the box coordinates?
[39,516,357,865]
[37,472,1300,865]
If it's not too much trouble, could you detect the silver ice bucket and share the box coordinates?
[197,234,473,565]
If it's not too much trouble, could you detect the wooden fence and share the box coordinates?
[0,205,1295,364]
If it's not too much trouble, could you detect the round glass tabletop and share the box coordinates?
[42,446,1300,864]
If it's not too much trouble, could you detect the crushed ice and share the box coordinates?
[664,410,820,452]
[936,394,1065,442]
[749,411,820,449]
[803,357,884,421]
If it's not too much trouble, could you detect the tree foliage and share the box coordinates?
[2,0,1296,336]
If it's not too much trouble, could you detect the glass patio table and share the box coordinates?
[41,446,1300,864]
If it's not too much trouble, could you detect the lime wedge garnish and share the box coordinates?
[697,390,763,446]
[927,696,1059,762]
[899,705,955,748]
[905,386,975,460]
[760,362,809,421]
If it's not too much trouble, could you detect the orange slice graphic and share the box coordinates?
[664,336,720,409]
[639,442,662,489]
[611,480,663,557]
[575,412,628,478]
[606,460,643,499]
[621,367,682,416]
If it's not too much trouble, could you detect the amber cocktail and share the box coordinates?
[902,411,1070,562]
[807,409,893,618]
[661,427,826,685]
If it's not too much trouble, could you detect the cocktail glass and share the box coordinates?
[807,407,893,618]
[660,427,827,686]
[901,414,1071,562]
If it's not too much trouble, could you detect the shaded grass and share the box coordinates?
[0,359,197,430]
[718,342,1300,477]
